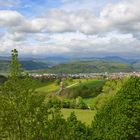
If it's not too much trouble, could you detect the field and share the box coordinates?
[36,78,105,125]
[36,78,105,97]
[61,108,96,125]
[36,81,60,96]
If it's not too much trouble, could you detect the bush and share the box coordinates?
[62,99,71,108]
[75,97,88,109]
[90,78,128,110]
[92,77,140,140]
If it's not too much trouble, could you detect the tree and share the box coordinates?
[91,78,128,110]
[9,49,22,78]
[0,49,50,139]
[66,112,91,140]
[0,49,92,140]
[92,77,140,140]
[76,97,88,109]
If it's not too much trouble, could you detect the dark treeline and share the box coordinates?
[0,49,140,140]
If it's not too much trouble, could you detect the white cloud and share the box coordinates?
[1,0,140,35]
[0,0,140,57]
[0,10,24,27]
[0,31,140,57]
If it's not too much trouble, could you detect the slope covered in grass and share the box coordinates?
[36,79,105,98]
[61,109,96,125]
[60,79,105,99]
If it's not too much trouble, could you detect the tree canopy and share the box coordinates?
[92,76,140,140]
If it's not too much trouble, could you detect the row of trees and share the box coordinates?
[0,49,140,139]
[47,96,89,109]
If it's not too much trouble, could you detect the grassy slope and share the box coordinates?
[61,109,96,125]
[36,81,60,96]
[36,79,99,125]
[36,79,105,97]
[74,79,105,89]
[36,79,85,96]
[60,79,105,98]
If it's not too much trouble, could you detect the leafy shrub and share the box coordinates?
[92,77,140,140]
[91,78,128,110]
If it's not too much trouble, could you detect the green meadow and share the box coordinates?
[61,108,96,125]
[35,78,105,124]
[36,79,105,96]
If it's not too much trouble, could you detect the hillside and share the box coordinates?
[46,60,134,74]
[132,60,140,71]
[0,60,49,72]
[1,58,140,73]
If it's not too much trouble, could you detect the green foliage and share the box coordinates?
[0,50,91,139]
[9,49,22,77]
[91,78,128,110]
[46,97,62,108]
[62,99,75,108]
[61,109,96,126]
[0,75,7,85]
[92,77,140,140]
[0,50,50,139]
[46,97,89,110]
[66,112,92,140]
[44,111,92,140]
[55,79,61,85]
[75,97,88,109]
[68,78,73,82]
[61,80,105,99]
[2,49,139,140]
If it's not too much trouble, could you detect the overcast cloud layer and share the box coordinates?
[0,0,140,58]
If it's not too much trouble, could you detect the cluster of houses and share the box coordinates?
[107,72,140,79]
[29,72,140,80]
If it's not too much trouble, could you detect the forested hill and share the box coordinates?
[1,59,140,73]
[0,60,49,72]
[46,60,134,74]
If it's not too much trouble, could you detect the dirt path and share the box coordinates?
[65,82,79,89]
[56,82,79,95]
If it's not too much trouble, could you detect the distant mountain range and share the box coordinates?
[0,56,140,73]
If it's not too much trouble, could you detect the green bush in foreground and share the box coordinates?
[91,78,128,110]
[1,49,140,140]
[0,49,91,140]
[92,76,140,140]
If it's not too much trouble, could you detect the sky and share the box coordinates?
[0,0,140,58]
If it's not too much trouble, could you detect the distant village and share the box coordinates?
[29,72,140,80]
